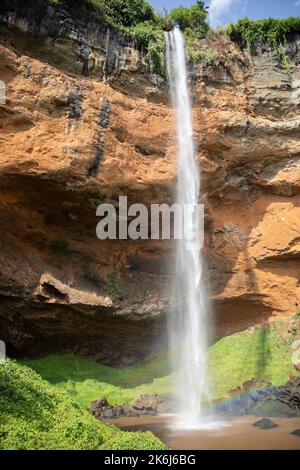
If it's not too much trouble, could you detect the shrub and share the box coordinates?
[101,431,168,450]
[0,359,168,450]
[0,359,112,450]
[130,21,157,49]
[49,237,70,254]
[226,17,300,51]
[146,36,165,75]
[171,1,209,37]
[105,272,123,296]
[103,0,155,28]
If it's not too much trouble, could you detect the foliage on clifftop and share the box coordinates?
[48,0,209,74]
[226,17,300,50]
[0,359,167,450]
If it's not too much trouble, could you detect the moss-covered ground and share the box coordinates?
[2,316,298,449]
[0,359,167,450]
[22,316,299,407]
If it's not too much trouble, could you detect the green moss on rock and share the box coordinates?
[0,359,166,450]
[101,431,167,450]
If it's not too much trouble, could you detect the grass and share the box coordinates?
[0,359,167,450]
[22,353,172,408]
[101,431,167,450]
[209,317,299,399]
[2,317,298,448]
[21,317,299,408]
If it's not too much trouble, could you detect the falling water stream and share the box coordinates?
[165,28,209,426]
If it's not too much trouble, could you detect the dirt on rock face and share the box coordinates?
[1,2,300,364]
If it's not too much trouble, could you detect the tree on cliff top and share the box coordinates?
[170,0,209,36]
[103,0,155,27]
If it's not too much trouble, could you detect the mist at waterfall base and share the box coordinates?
[164,28,215,429]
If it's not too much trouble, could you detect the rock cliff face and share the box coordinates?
[0,2,300,365]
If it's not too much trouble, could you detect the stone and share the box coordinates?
[90,397,111,419]
[242,379,272,393]
[89,394,173,420]
[216,377,300,418]
[292,340,300,351]
[132,394,173,414]
[253,418,278,430]
[291,429,300,437]
[292,349,300,372]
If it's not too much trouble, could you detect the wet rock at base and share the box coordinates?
[292,340,300,372]
[215,377,300,418]
[90,397,140,419]
[253,418,278,430]
[90,394,173,420]
[132,394,173,414]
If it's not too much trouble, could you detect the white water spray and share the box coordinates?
[165,28,209,425]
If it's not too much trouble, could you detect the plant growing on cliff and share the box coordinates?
[105,272,123,296]
[170,0,209,37]
[129,22,165,75]
[226,17,300,51]
[46,1,210,74]
[279,42,291,74]
[102,0,156,28]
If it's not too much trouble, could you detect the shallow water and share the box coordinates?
[110,416,300,450]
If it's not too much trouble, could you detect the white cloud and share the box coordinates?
[209,0,246,28]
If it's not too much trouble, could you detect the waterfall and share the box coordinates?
[165,28,209,425]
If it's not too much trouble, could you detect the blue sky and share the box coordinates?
[150,0,300,27]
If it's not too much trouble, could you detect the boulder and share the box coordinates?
[90,397,112,419]
[292,340,300,372]
[215,377,300,418]
[132,394,173,414]
[292,340,300,351]
[253,418,278,430]
[242,379,272,393]
[90,394,173,420]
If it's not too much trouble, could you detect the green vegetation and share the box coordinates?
[22,353,171,407]
[46,0,209,74]
[226,17,300,51]
[210,317,299,399]
[97,0,155,28]
[170,1,208,36]
[22,317,299,408]
[37,3,300,71]
[101,431,167,450]
[0,359,111,450]
[49,237,70,255]
[105,272,124,296]
[0,359,167,450]
[2,317,298,448]
[186,43,220,66]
